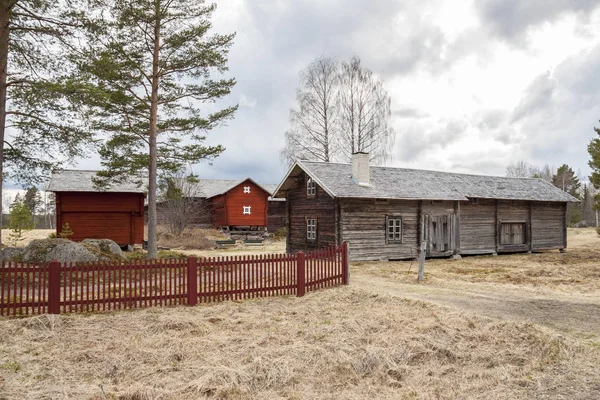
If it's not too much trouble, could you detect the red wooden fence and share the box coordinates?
[0,243,349,317]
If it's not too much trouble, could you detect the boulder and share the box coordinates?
[81,239,126,260]
[1,239,126,263]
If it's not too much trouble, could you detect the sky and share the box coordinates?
[62,0,600,186]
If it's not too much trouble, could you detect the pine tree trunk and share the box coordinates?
[146,2,161,259]
[0,4,10,247]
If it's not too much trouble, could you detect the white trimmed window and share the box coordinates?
[243,206,251,215]
[306,177,316,196]
[386,217,402,243]
[307,218,316,241]
[243,186,251,193]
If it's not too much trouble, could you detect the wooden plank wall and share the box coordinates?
[531,202,566,250]
[56,192,144,245]
[286,173,336,253]
[459,199,496,254]
[224,181,269,227]
[340,199,420,261]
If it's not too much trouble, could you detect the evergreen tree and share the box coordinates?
[76,0,237,258]
[588,122,600,211]
[552,164,581,226]
[552,164,580,197]
[24,186,42,217]
[0,1,94,245]
[8,194,34,246]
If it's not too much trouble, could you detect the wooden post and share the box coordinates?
[417,241,426,282]
[187,256,198,306]
[341,242,349,285]
[297,251,305,297]
[48,259,61,314]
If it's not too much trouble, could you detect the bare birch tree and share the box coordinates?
[506,160,535,178]
[281,56,339,166]
[337,57,395,164]
[157,173,208,236]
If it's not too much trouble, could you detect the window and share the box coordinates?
[243,206,251,215]
[306,177,316,196]
[386,217,402,243]
[243,186,251,193]
[307,218,316,241]
[501,223,526,245]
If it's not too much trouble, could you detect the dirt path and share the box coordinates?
[351,273,600,339]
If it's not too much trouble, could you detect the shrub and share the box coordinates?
[596,226,600,237]
[272,227,287,240]
[58,223,74,239]
[47,232,57,239]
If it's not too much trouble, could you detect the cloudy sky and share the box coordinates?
[72,0,600,186]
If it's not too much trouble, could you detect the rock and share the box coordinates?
[0,247,24,262]
[81,239,126,260]
[2,239,127,263]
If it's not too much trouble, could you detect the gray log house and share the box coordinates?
[273,153,578,261]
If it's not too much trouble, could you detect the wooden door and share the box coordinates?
[423,214,456,256]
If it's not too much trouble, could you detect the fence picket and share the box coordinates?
[0,243,348,316]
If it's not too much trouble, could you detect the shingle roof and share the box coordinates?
[191,178,273,198]
[273,161,578,203]
[47,170,146,193]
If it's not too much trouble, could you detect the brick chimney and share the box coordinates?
[351,152,370,187]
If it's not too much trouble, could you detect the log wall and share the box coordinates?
[286,173,336,253]
[459,198,496,254]
[531,202,566,250]
[340,199,420,261]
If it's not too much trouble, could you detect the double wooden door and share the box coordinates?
[422,214,457,256]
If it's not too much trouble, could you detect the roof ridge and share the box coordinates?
[301,160,545,181]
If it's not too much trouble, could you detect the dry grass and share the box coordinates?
[2,287,600,399]
[353,228,600,295]
[1,229,55,248]
[157,229,222,251]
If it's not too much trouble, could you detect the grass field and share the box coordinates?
[1,228,600,399]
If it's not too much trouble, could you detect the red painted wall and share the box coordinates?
[55,192,145,245]
[211,180,269,227]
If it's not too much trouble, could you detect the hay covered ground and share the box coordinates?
[1,228,600,399]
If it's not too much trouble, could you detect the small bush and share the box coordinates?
[47,232,57,239]
[596,226,600,237]
[272,227,287,240]
[58,223,74,239]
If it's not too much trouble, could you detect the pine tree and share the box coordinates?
[76,0,237,258]
[588,122,600,212]
[8,194,34,246]
[0,1,94,246]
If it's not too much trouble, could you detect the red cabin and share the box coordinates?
[199,178,271,229]
[47,170,146,246]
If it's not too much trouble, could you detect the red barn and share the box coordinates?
[196,178,272,229]
[47,170,146,246]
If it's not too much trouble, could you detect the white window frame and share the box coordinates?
[386,216,403,244]
[307,218,317,241]
[243,186,251,193]
[306,177,316,197]
[243,206,251,215]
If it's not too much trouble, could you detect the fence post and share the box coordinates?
[417,241,426,282]
[187,256,198,306]
[297,251,305,297]
[341,242,349,285]
[48,259,61,314]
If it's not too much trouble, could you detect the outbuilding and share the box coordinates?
[273,153,578,261]
[47,170,146,246]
